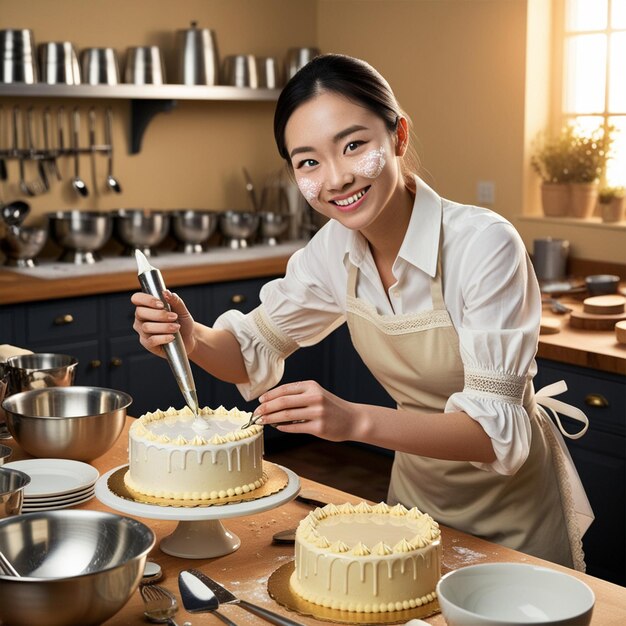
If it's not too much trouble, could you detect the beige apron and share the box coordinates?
[344,235,592,571]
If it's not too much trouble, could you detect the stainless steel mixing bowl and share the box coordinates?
[220,210,259,248]
[5,353,78,395]
[259,211,289,245]
[0,510,155,626]
[47,210,113,264]
[171,209,219,253]
[0,224,48,267]
[0,467,30,519]
[113,208,170,256]
[1,386,131,461]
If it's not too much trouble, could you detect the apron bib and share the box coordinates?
[344,234,591,571]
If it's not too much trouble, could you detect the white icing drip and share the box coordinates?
[297,176,321,202]
[352,146,386,179]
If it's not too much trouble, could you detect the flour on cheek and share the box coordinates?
[297,177,322,203]
[352,146,386,179]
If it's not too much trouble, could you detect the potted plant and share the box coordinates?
[530,127,574,217]
[598,186,625,223]
[569,125,613,219]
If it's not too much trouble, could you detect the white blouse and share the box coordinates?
[215,177,542,476]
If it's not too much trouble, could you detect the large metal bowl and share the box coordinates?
[0,510,155,626]
[47,210,113,264]
[171,209,219,253]
[5,352,78,395]
[1,386,131,461]
[0,224,47,267]
[259,211,288,245]
[220,210,259,248]
[112,209,170,256]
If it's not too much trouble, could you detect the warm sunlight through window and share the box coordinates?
[563,0,626,186]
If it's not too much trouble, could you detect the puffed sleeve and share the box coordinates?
[444,222,541,475]
[213,229,345,400]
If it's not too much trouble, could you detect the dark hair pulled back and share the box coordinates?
[274,54,402,160]
[273,54,419,189]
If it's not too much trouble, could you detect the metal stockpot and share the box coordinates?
[176,21,219,85]
[0,29,37,84]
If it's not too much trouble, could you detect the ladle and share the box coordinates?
[0,549,20,577]
[1,200,30,226]
[70,107,88,197]
[104,108,122,193]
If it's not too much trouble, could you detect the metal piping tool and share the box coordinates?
[135,250,201,420]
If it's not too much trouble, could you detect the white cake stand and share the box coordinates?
[95,464,300,559]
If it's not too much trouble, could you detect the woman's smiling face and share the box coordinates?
[284,91,405,232]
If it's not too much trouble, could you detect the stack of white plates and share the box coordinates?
[4,459,99,512]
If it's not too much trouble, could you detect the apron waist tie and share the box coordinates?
[529,380,589,439]
[527,380,594,545]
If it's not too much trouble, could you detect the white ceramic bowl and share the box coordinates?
[436,563,595,626]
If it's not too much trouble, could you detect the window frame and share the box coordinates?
[553,0,626,188]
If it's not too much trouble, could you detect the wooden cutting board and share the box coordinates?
[583,295,626,315]
[570,308,626,330]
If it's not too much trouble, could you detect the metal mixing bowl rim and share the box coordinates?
[0,509,155,582]
[1,386,133,417]
[0,466,31,494]
[5,353,78,372]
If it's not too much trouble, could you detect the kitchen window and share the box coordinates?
[560,0,626,187]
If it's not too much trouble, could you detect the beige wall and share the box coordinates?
[1,0,624,265]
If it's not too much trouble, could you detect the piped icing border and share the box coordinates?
[296,501,441,552]
[131,405,262,445]
[123,469,267,500]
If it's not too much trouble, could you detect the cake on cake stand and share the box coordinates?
[95,463,300,559]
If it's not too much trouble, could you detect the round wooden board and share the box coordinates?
[540,317,562,334]
[583,295,626,315]
[569,309,626,330]
[616,321,626,345]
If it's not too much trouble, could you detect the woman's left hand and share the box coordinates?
[253,380,359,442]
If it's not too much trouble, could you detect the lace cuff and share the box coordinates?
[464,368,526,405]
[251,306,299,359]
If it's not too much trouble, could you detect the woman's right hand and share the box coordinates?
[131,290,196,358]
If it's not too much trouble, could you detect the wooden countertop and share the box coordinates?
[539,294,626,375]
[4,418,626,625]
[0,254,292,305]
[2,256,625,375]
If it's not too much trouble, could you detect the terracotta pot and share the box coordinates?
[600,197,625,223]
[570,182,599,219]
[540,183,569,217]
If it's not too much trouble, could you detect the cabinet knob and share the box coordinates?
[231,294,246,305]
[54,313,74,325]
[89,359,102,369]
[585,393,609,408]
[110,357,123,367]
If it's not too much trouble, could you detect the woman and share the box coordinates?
[132,54,592,570]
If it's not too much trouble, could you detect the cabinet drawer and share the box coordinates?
[537,359,625,436]
[208,278,266,324]
[25,297,100,344]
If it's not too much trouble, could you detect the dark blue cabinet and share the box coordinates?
[535,358,625,586]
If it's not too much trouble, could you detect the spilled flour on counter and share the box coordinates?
[443,545,488,570]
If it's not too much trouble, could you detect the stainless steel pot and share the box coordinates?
[80,47,120,85]
[124,46,165,85]
[38,42,80,85]
[0,29,37,84]
[176,21,219,85]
